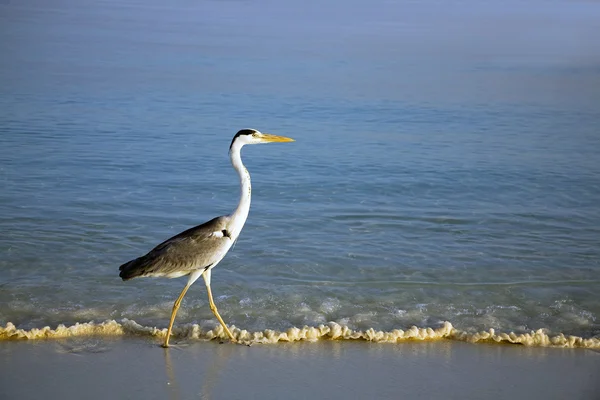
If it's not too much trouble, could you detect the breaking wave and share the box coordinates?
[1,320,598,348]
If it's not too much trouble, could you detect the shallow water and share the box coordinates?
[1,0,599,345]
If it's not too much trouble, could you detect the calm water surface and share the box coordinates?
[1,0,599,340]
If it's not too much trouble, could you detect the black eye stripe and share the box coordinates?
[236,129,256,137]
[229,129,258,149]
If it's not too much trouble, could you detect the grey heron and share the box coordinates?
[119,129,294,347]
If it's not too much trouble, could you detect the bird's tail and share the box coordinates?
[119,258,144,281]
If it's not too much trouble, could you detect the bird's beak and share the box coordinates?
[261,134,295,143]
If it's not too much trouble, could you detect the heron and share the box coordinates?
[119,129,294,347]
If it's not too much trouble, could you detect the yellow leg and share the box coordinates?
[203,269,236,342]
[206,283,236,342]
[163,283,192,348]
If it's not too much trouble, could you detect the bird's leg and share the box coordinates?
[202,270,237,343]
[163,283,192,348]
[206,283,237,342]
[163,270,203,348]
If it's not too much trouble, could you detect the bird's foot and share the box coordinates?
[161,342,188,350]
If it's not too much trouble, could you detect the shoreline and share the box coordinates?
[1,336,598,400]
[2,319,599,349]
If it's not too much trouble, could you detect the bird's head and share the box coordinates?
[229,129,294,150]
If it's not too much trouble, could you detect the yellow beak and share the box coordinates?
[261,134,295,143]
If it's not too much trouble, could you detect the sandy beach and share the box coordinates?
[1,337,598,400]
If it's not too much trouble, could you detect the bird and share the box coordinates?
[119,129,294,347]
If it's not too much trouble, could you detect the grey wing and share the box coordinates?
[119,216,232,280]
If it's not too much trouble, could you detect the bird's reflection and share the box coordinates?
[163,347,181,400]
[199,343,236,400]
[162,341,236,400]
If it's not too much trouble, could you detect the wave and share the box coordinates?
[1,320,598,348]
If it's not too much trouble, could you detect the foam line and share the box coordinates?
[1,320,598,348]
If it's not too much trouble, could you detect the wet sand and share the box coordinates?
[1,338,598,400]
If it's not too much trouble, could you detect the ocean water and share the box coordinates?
[1,0,599,347]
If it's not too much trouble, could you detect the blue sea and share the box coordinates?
[1,0,599,346]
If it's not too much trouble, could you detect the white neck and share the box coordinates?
[228,141,251,238]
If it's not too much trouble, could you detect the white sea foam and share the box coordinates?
[1,320,598,349]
